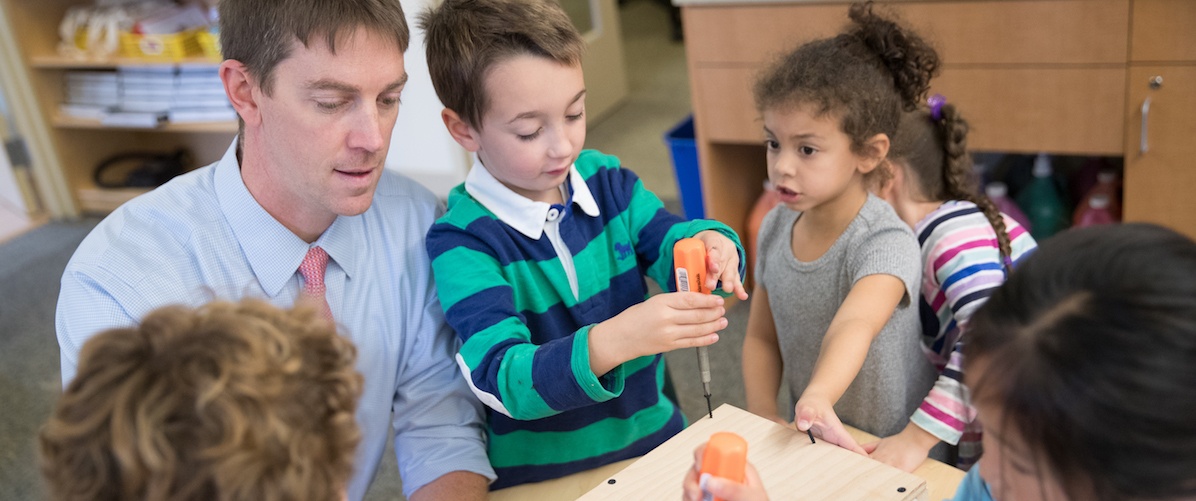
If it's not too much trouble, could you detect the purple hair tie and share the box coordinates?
[928,94,946,121]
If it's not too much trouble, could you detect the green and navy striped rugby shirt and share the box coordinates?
[426,149,742,488]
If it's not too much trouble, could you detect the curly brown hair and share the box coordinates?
[754,1,940,161]
[419,0,585,129]
[38,300,363,501]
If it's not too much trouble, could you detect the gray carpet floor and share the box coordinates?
[0,219,97,500]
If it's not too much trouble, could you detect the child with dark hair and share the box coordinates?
[689,223,1196,501]
[39,300,363,501]
[956,223,1196,501]
[419,0,748,488]
[743,1,937,453]
[866,101,1038,470]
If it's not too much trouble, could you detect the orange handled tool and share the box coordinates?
[699,432,749,501]
[674,238,714,417]
[674,237,710,294]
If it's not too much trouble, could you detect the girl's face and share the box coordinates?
[974,401,1070,501]
[969,358,1076,501]
[762,105,880,213]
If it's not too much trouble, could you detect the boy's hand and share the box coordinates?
[682,444,769,501]
[588,292,726,376]
[863,422,939,472]
[794,394,866,455]
[695,230,749,300]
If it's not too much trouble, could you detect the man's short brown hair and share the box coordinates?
[38,300,362,501]
[220,0,410,96]
[419,0,585,128]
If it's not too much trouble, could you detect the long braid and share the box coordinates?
[936,104,1013,270]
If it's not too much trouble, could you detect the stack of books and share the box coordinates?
[104,66,174,127]
[57,65,235,128]
[170,64,236,123]
[59,71,120,121]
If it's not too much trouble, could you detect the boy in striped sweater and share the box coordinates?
[418,0,748,488]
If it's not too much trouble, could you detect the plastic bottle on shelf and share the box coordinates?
[1074,193,1117,228]
[1015,153,1069,240]
[1073,169,1122,225]
[984,182,1032,232]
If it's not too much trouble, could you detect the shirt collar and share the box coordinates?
[215,139,359,296]
[464,157,600,240]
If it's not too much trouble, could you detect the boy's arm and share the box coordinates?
[742,285,785,424]
[602,161,744,292]
[427,224,625,421]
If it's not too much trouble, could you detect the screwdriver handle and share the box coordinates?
[673,238,710,294]
[699,432,748,501]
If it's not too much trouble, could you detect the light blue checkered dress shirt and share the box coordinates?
[55,140,495,499]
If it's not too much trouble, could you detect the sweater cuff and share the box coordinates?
[571,325,625,402]
[911,408,964,445]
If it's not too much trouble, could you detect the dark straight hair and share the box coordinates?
[966,223,1196,501]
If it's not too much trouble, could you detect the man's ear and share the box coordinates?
[221,60,260,127]
[858,133,891,174]
[442,108,480,152]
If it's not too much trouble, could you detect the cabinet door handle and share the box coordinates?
[1141,76,1163,155]
[1140,96,1151,155]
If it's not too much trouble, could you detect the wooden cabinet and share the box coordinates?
[0,0,234,216]
[1122,0,1196,239]
[680,0,1196,248]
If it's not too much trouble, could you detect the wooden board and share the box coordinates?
[578,404,927,500]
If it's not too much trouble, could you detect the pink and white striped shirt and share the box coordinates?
[911,200,1037,468]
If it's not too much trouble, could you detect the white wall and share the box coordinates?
[0,90,28,215]
[384,0,472,200]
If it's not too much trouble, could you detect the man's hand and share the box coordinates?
[409,471,490,501]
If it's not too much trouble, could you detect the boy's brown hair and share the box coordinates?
[219,0,410,97]
[38,300,363,501]
[419,0,585,129]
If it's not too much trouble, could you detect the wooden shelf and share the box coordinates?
[53,114,237,133]
[76,185,151,214]
[31,54,220,69]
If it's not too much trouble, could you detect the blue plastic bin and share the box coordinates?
[664,116,705,219]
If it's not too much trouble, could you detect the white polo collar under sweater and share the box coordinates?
[464,157,601,239]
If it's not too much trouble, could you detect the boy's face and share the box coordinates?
[471,54,586,204]
[248,28,407,236]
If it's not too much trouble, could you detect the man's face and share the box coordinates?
[249,28,407,238]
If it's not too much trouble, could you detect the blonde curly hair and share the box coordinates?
[39,299,362,501]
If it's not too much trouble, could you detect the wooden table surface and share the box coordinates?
[490,404,965,500]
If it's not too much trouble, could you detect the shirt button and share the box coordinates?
[547,207,561,220]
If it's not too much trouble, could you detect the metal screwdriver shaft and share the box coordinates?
[697,345,713,418]
[675,237,717,419]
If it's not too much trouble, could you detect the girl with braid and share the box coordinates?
[743,1,939,457]
[867,99,1037,471]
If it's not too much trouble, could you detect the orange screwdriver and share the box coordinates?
[699,432,749,501]
[674,237,714,418]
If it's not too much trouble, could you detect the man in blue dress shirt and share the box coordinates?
[53,0,494,499]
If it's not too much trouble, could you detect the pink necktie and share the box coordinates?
[298,246,334,322]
